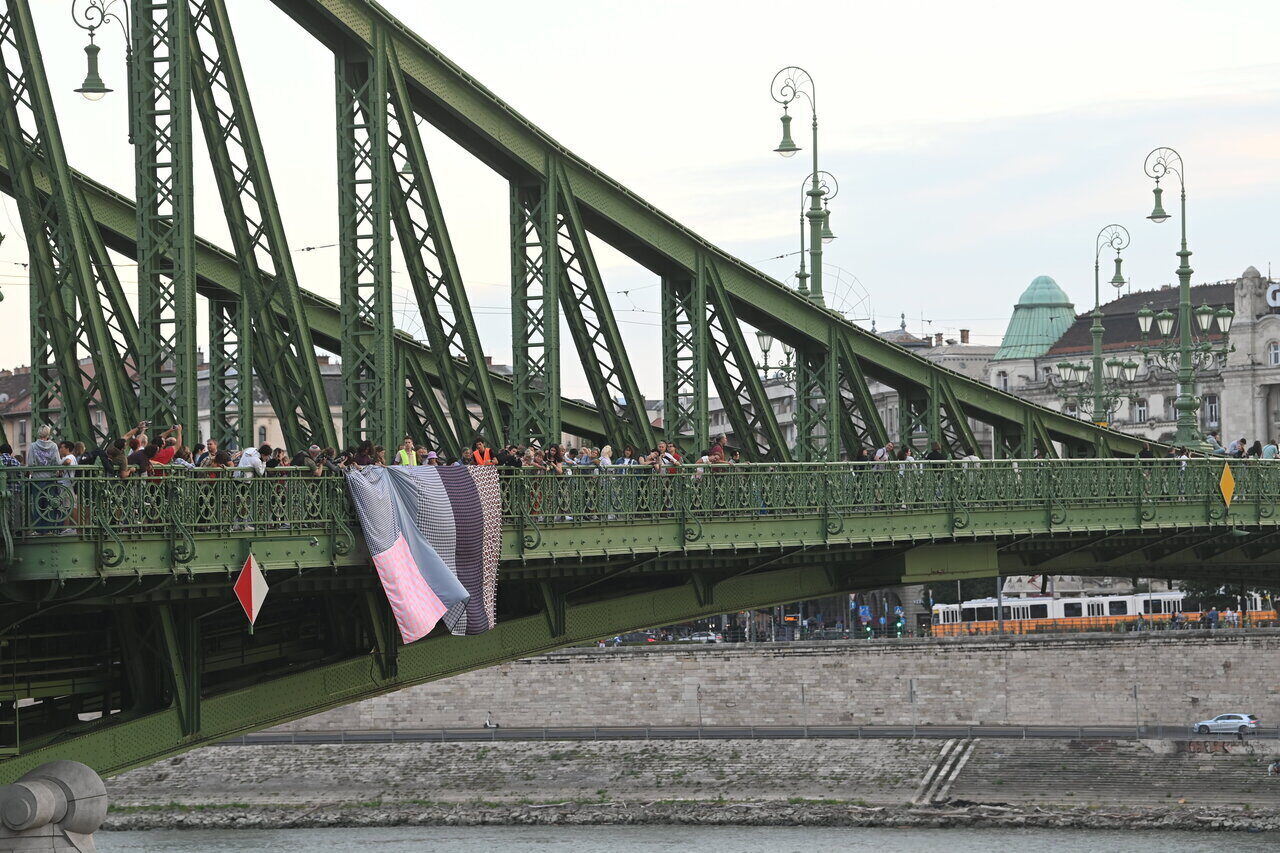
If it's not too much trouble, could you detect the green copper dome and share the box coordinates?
[992,275,1075,361]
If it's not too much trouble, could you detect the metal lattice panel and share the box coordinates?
[510,164,560,447]
[188,0,336,450]
[336,30,396,450]
[133,0,198,437]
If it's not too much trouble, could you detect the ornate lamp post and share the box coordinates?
[790,171,837,298]
[1137,148,1233,450]
[1055,224,1139,425]
[771,66,831,306]
[70,1,130,101]
[754,330,797,379]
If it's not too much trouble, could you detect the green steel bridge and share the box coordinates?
[0,0,1268,780]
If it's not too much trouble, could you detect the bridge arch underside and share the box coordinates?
[2,513,1276,780]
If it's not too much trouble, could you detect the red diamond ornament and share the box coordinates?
[234,553,268,627]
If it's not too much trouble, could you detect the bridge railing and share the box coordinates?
[0,466,351,551]
[498,458,1270,525]
[0,458,1267,549]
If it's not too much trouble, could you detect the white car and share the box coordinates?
[1191,713,1259,735]
[689,631,722,644]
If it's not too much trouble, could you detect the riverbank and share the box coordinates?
[105,737,1280,832]
[102,800,1280,832]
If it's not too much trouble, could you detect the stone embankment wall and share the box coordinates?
[278,630,1280,730]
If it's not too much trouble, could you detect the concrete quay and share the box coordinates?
[275,630,1280,732]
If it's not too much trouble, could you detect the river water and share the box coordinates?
[97,826,1280,851]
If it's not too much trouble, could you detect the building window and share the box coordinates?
[1270,342,1280,367]
[257,426,267,446]
[17,419,26,446]
[996,371,1009,392]
[1133,399,1148,422]
[1041,366,1053,381]
[1203,394,1220,427]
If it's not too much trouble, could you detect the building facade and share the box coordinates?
[991,266,1276,447]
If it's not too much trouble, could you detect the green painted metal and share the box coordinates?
[834,336,888,454]
[0,0,136,442]
[383,37,502,448]
[510,156,561,447]
[206,296,251,449]
[703,259,789,461]
[275,0,1152,458]
[552,165,654,453]
[0,559,949,778]
[661,266,709,453]
[133,0,199,440]
[793,326,839,461]
[401,345,457,458]
[336,28,396,451]
[187,0,336,450]
[0,149,610,443]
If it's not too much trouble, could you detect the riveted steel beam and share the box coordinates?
[188,0,336,450]
[793,325,839,462]
[510,157,560,447]
[834,336,888,456]
[206,295,251,448]
[704,259,788,461]
[0,0,137,441]
[133,0,199,439]
[336,28,396,450]
[384,38,502,448]
[271,0,1151,457]
[661,267,708,453]
[552,165,654,452]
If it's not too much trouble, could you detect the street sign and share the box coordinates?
[234,553,268,629]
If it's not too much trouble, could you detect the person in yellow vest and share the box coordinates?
[472,438,496,466]
[395,436,418,466]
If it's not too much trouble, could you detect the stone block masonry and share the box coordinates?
[275,630,1280,731]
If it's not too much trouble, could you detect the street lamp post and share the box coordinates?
[771,66,830,306]
[1138,148,1233,450]
[1055,225,1139,425]
[792,171,837,298]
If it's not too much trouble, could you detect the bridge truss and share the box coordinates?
[0,0,1257,779]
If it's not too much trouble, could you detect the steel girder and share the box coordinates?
[0,150,610,443]
[206,296,250,448]
[511,157,655,450]
[133,0,199,439]
[336,29,397,451]
[0,561,902,778]
[401,345,455,457]
[383,39,502,449]
[272,0,1150,458]
[187,0,336,450]
[793,327,839,461]
[661,268,709,453]
[0,0,137,442]
[510,159,561,447]
[704,259,788,461]
[834,336,888,455]
[551,165,654,453]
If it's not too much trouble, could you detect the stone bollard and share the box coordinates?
[0,760,107,852]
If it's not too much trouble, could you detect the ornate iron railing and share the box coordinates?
[0,459,1269,554]
[498,459,1273,525]
[0,466,351,548]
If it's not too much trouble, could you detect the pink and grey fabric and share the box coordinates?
[345,466,501,643]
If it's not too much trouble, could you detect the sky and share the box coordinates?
[2,0,1279,399]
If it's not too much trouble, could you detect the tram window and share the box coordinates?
[962,608,976,621]
[1142,600,1155,614]
[1063,602,1082,617]
[1087,601,1104,617]
[975,607,995,621]
[1029,604,1048,619]
[1000,606,1011,620]
[1108,600,1128,616]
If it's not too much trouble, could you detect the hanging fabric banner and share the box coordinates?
[345,466,501,643]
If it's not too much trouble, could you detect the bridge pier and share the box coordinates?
[0,760,107,852]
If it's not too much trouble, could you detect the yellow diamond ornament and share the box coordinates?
[1219,462,1236,510]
